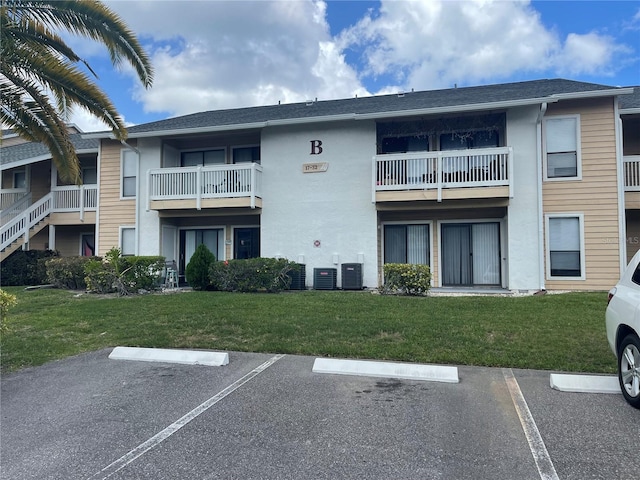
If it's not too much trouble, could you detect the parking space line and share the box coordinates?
[87,354,285,480]
[502,368,559,480]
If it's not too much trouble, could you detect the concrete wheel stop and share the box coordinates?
[312,357,459,383]
[108,346,229,366]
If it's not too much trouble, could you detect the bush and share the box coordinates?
[0,249,58,286]
[0,288,17,334]
[84,247,165,295]
[46,256,96,290]
[381,263,431,296]
[210,258,297,293]
[185,244,216,290]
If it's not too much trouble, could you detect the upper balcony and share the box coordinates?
[147,163,263,211]
[624,156,640,209]
[373,146,513,203]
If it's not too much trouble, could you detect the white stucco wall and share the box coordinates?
[137,137,162,256]
[260,120,379,289]
[505,105,543,290]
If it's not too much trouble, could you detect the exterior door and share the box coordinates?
[234,227,260,259]
[442,223,500,286]
[180,229,223,275]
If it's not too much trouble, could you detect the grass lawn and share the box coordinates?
[0,287,616,374]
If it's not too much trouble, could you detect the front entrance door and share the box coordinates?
[234,227,260,259]
[179,229,223,276]
[442,222,500,287]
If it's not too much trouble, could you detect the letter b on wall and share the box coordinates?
[310,140,323,155]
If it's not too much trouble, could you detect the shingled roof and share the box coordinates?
[117,78,627,137]
[620,86,640,111]
[1,133,98,168]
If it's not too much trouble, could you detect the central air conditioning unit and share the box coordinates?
[288,264,306,290]
[341,263,363,290]
[313,268,337,290]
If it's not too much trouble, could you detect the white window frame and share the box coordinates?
[119,226,136,256]
[545,213,586,281]
[543,114,582,181]
[121,149,138,199]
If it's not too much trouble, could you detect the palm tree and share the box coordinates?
[0,0,153,182]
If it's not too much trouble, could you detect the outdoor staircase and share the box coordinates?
[0,193,52,262]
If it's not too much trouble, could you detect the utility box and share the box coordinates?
[341,263,363,290]
[288,264,306,290]
[313,268,337,290]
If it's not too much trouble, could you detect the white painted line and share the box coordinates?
[312,358,459,383]
[549,373,620,394]
[503,368,559,480]
[108,346,229,366]
[88,354,285,480]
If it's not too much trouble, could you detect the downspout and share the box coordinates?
[536,102,548,291]
[614,100,627,272]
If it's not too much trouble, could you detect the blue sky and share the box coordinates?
[70,0,640,132]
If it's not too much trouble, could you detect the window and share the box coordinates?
[544,116,580,179]
[232,146,260,164]
[547,215,584,279]
[181,149,225,167]
[121,150,138,197]
[82,161,97,184]
[13,170,26,189]
[384,224,430,265]
[380,135,429,154]
[120,227,135,256]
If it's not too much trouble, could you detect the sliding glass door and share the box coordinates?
[441,222,500,286]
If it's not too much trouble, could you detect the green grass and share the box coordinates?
[0,287,616,374]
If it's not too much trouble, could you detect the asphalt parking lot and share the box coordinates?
[1,349,638,480]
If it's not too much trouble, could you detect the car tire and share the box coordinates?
[617,333,640,409]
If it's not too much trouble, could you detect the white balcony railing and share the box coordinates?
[373,146,513,202]
[52,185,98,213]
[624,156,640,192]
[147,163,263,209]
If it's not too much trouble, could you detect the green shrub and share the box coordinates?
[185,244,216,290]
[0,288,17,334]
[0,250,58,286]
[210,258,297,293]
[46,256,95,290]
[84,247,164,295]
[381,263,431,296]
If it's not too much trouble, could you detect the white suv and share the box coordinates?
[606,250,640,408]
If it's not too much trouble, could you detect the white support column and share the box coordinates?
[49,224,56,251]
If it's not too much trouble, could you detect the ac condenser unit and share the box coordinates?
[313,268,337,290]
[341,263,363,290]
[288,264,306,290]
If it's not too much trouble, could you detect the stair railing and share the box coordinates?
[0,193,52,252]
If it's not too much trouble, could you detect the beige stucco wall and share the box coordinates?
[543,98,621,291]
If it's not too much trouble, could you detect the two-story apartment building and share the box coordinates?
[2,79,638,292]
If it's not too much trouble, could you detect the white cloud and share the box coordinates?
[67,0,635,124]
[339,0,634,91]
[103,0,367,117]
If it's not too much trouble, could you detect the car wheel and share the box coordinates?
[618,334,640,409]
